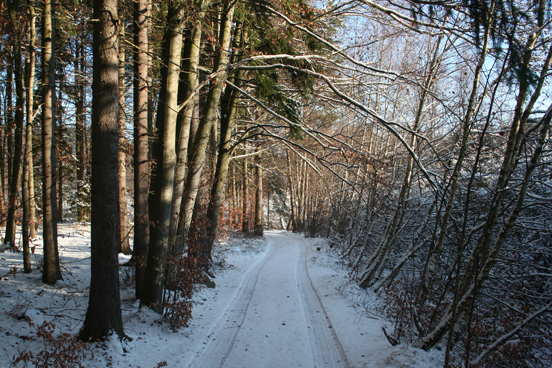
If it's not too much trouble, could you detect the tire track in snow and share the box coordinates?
[187,232,348,367]
[296,237,349,368]
[186,241,276,368]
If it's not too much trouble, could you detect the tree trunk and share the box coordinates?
[209,119,218,177]
[286,152,296,231]
[142,0,186,313]
[242,153,249,233]
[57,137,63,222]
[75,32,87,222]
[41,0,61,285]
[22,4,37,273]
[204,17,246,252]
[205,64,244,257]
[230,162,236,228]
[133,0,150,300]
[254,147,263,236]
[79,0,124,341]
[299,162,307,231]
[28,129,37,239]
[0,86,4,226]
[6,62,14,197]
[55,83,65,224]
[178,1,235,249]
[0,122,4,226]
[118,23,131,255]
[169,0,207,254]
[22,132,31,273]
[5,1,25,248]
[267,188,270,230]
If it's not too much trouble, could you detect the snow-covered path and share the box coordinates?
[1,226,441,368]
[188,231,348,368]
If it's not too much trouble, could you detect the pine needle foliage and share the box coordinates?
[238,0,332,138]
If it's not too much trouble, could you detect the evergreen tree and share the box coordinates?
[79,0,124,341]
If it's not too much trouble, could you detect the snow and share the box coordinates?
[0,224,441,367]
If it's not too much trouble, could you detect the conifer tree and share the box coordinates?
[41,0,61,284]
[80,0,124,341]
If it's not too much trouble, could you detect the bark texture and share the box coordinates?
[41,0,61,284]
[118,24,131,255]
[254,148,263,236]
[79,0,124,340]
[22,4,37,273]
[142,0,186,313]
[75,32,87,222]
[133,0,150,300]
[179,1,235,245]
[5,0,25,248]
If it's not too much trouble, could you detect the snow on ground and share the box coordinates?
[302,234,442,368]
[0,224,441,367]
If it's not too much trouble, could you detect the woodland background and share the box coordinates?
[0,0,551,366]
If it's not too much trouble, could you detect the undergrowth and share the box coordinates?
[11,318,92,368]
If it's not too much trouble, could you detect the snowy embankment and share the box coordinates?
[0,224,440,367]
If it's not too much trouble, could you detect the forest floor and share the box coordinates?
[0,224,441,367]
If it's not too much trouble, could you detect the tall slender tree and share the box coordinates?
[57,89,64,223]
[169,0,208,255]
[5,59,14,202]
[4,0,25,248]
[41,0,61,284]
[178,0,236,247]
[22,3,38,273]
[0,94,4,227]
[118,20,130,255]
[75,30,87,222]
[254,146,263,236]
[142,0,187,312]
[133,0,150,300]
[205,20,246,258]
[80,0,124,341]
[242,152,249,233]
